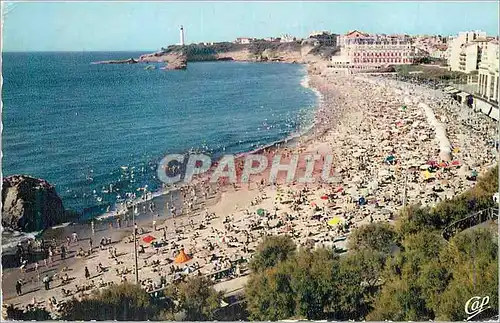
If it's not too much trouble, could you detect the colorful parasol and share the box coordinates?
[142,235,156,244]
[327,217,344,226]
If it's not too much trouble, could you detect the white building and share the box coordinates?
[447,31,487,72]
[179,25,185,46]
[330,30,414,73]
[477,40,499,103]
[234,37,256,44]
[280,34,296,43]
[458,43,481,73]
[430,46,448,60]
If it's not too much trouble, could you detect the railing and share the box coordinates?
[442,207,498,241]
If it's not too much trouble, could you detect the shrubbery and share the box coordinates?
[245,165,498,321]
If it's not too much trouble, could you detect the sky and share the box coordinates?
[2,1,499,52]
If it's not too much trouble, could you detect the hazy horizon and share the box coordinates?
[2,1,499,52]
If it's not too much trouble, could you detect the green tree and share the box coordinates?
[435,229,498,320]
[348,222,397,254]
[60,283,159,320]
[176,276,223,321]
[289,249,339,320]
[3,304,51,321]
[249,235,297,272]
[245,262,296,321]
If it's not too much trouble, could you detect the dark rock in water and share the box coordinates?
[164,55,188,70]
[91,58,138,64]
[2,175,65,232]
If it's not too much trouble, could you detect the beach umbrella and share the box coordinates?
[327,217,344,226]
[427,160,438,167]
[256,208,266,216]
[321,195,329,200]
[451,160,461,167]
[334,186,344,193]
[422,170,436,181]
[439,161,448,168]
[143,235,156,244]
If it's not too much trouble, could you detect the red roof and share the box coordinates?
[345,30,370,38]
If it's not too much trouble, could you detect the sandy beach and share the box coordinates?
[3,60,497,316]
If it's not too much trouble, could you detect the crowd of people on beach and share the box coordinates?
[4,67,498,318]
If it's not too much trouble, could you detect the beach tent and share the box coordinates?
[174,249,192,264]
[143,235,156,244]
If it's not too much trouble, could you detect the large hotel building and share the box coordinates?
[330,30,415,73]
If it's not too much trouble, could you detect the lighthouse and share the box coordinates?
[179,25,185,46]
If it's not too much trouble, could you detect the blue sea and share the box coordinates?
[2,52,318,218]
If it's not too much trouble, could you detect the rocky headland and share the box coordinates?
[2,175,66,232]
[92,40,338,69]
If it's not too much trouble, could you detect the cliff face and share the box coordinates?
[137,41,330,67]
[2,175,65,232]
[94,41,332,69]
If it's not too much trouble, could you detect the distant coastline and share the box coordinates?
[91,41,327,69]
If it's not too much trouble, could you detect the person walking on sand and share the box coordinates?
[72,232,78,243]
[84,266,90,280]
[89,238,93,252]
[153,220,157,231]
[43,275,50,290]
[48,248,54,264]
[91,220,95,235]
[16,280,23,296]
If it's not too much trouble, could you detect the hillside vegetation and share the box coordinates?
[161,41,327,62]
[7,165,496,320]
